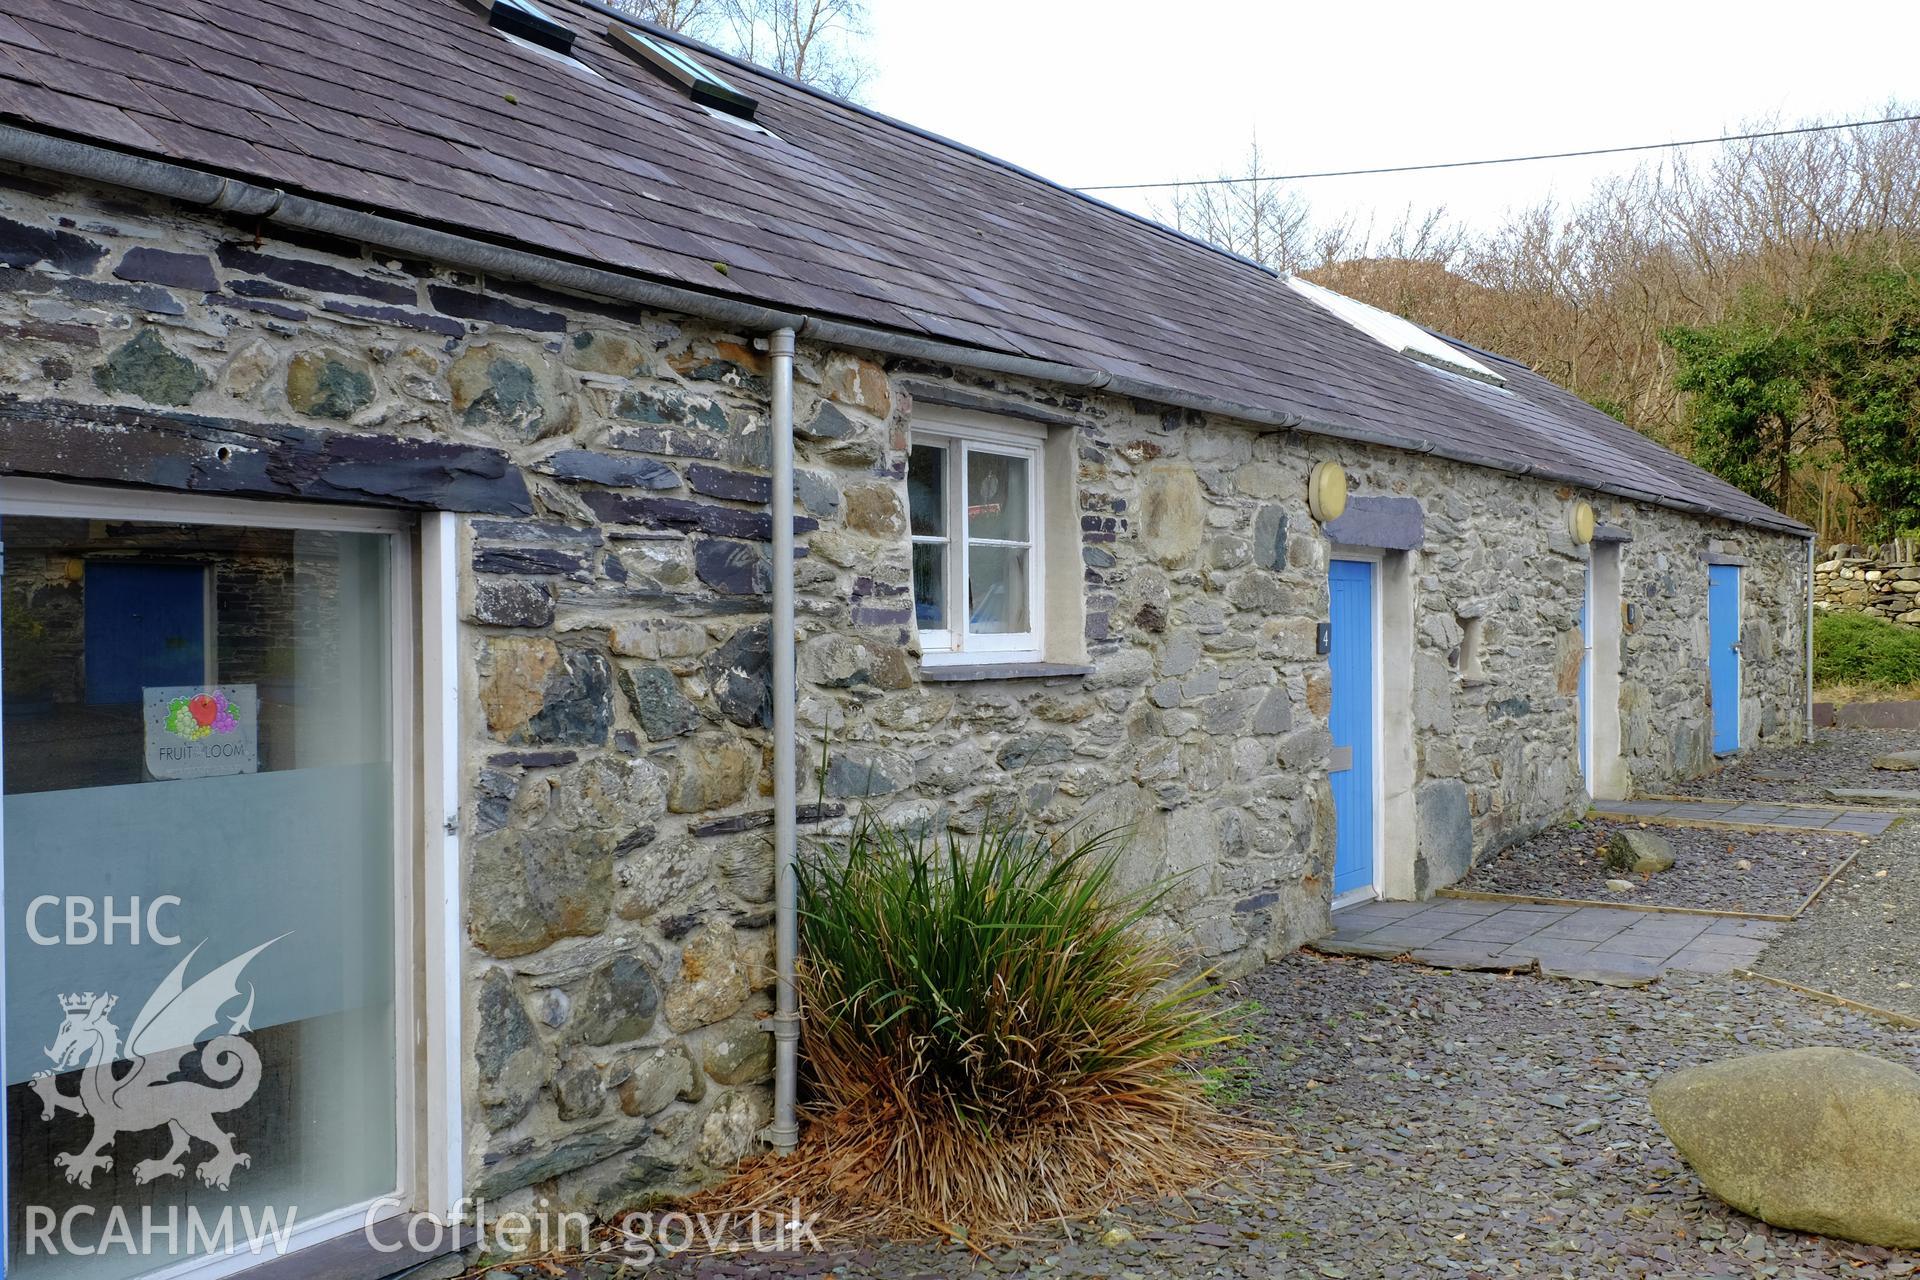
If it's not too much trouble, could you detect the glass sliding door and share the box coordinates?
[0,492,406,1280]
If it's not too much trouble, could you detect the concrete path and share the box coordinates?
[1593,797,1896,835]
[1316,898,1783,986]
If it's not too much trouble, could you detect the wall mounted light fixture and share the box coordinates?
[1567,499,1596,545]
[1308,461,1349,523]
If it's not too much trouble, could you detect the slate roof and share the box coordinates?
[0,0,1807,534]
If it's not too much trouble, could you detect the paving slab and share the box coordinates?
[1308,937,1406,959]
[1321,897,1754,983]
[1405,946,1528,972]
[1537,954,1661,987]
[1825,788,1920,805]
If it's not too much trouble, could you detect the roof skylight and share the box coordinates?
[1285,276,1505,387]
[607,23,759,119]
[466,0,577,56]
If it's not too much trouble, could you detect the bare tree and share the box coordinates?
[720,0,871,100]
[607,0,722,33]
[1153,138,1318,273]
[609,0,873,101]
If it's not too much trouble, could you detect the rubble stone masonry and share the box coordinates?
[0,171,1809,1213]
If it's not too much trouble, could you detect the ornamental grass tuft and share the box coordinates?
[688,817,1263,1243]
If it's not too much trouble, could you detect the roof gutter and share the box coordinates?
[0,123,1810,538]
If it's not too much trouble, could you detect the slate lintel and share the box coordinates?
[0,396,532,515]
[1593,522,1633,543]
[1323,495,1424,551]
[919,661,1095,682]
[1701,552,1751,565]
[897,379,1085,429]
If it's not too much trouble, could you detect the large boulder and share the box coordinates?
[1605,828,1675,875]
[1650,1047,1920,1248]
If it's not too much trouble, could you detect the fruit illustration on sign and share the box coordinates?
[165,690,240,742]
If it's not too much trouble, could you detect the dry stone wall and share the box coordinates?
[0,169,1808,1214]
[1814,555,1920,625]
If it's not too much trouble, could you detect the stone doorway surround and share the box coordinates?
[1586,538,1629,800]
[1326,541,1418,901]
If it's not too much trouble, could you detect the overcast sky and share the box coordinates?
[862,0,1920,240]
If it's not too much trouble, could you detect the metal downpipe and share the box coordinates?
[1806,534,1817,740]
[764,327,801,1153]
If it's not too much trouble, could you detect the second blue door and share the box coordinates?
[1708,564,1741,754]
[1329,559,1376,899]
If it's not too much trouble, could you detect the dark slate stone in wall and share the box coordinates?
[217,243,415,304]
[222,296,307,322]
[693,537,769,595]
[687,464,771,503]
[472,520,604,546]
[230,278,300,300]
[113,246,219,292]
[321,299,465,338]
[1323,496,1424,551]
[579,492,815,542]
[64,275,186,316]
[522,647,614,746]
[428,284,566,333]
[537,448,679,489]
[0,397,531,515]
[704,624,772,729]
[0,215,105,274]
[474,546,592,580]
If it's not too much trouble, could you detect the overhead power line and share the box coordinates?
[1076,112,1920,193]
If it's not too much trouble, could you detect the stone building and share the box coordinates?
[0,2,1809,1277]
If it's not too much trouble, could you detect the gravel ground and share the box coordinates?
[1456,818,1857,915]
[546,957,1920,1280]
[1665,727,1920,801]
[1757,796,1920,1020]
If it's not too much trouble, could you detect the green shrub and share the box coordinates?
[798,818,1227,1132]
[1814,610,1920,687]
[696,817,1254,1238]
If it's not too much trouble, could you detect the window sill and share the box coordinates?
[918,661,1094,683]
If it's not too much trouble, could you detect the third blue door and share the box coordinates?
[1708,563,1741,754]
[1328,559,1376,899]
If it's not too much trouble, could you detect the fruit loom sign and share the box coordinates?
[142,685,258,779]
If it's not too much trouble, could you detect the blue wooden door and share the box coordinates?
[83,562,206,704]
[1708,564,1741,754]
[1328,559,1376,899]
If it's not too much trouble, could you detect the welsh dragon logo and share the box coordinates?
[30,937,283,1191]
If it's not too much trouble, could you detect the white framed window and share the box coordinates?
[908,413,1046,665]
